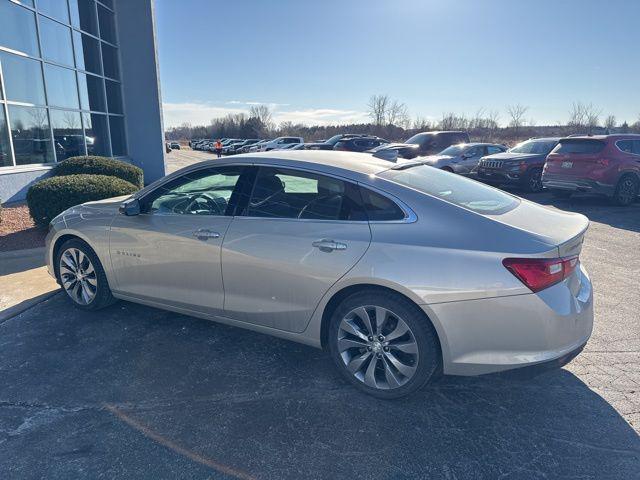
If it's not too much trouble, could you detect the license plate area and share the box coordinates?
[561,161,573,169]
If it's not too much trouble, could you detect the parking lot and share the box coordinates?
[1,150,639,479]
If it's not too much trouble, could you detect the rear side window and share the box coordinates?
[554,139,605,154]
[617,140,640,155]
[359,187,405,221]
[380,164,519,215]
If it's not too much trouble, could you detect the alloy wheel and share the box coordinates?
[337,305,419,390]
[59,248,98,305]
[617,177,637,204]
[529,171,543,192]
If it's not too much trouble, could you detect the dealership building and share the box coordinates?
[0,0,165,203]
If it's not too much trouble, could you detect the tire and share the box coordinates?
[612,174,639,206]
[523,168,543,193]
[550,189,573,199]
[55,238,117,310]
[328,289,441,399]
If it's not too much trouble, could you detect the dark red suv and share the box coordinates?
[543,135,640,206]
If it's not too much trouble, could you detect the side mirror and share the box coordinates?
[119,198,140,216]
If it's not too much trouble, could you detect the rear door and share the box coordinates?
[545,139,606,177]
[221,166,371,332]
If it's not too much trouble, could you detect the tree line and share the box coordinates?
[165,95,640,145]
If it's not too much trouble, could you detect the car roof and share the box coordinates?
[212,150,396,176]
[559,134,640,141]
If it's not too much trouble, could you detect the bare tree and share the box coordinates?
[412,116,433,130]
[367,94,390,126]
[248,104,273,132]
[604,114,617,131]
[386,100,410,128]
[439,112,468,130]
[506,104,529,134]
[568,102,601,134]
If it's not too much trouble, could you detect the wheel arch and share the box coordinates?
[318,283,446,366]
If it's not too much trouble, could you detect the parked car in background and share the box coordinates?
[477,138,560,192]
[333,136,389,152]
[543,135,640,206]
[305,134,375,150]
[170,142,181,150]
[222,140,247,155]
[248,140,269,152]
[368,142,420,161]
[370,131,470,160]
[420,143,507,176]
[165,142,172,154]
[256,137,303,151]
[227,139,261,155]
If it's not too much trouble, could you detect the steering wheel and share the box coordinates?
[183,193,226,215]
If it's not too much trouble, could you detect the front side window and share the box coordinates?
[487,145,504,155]
[380,164,519,215]
[146,167,244,216]
[509,140,557,155]
[246,167,363,221]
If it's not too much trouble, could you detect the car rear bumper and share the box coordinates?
[542,173,614,195]
[425,265,593,376]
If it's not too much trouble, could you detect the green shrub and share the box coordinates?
[52,156,144,188]
[27,174,138,226]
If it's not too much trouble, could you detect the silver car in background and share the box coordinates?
[45,151,593,398]
[420,142,507,175]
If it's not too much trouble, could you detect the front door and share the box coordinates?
[221,166,371,332]
[109,165,248,314]
[458,145,485,174]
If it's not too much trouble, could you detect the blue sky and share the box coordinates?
[155,0,640,128]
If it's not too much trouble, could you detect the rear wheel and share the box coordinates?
[328,290,441,399]
[523,168,543,193]
[55,238,116,310]
[612,174,639,206]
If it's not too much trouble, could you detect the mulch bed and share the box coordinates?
[0,204,47,252]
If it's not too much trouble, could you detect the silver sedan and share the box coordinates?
[45,151,593,398]
[419,142,507,175]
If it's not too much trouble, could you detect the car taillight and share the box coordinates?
[503,256,579,293]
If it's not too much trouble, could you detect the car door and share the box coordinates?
[458,146,485,174]
[221,165,372,332]
[109,165,250,315]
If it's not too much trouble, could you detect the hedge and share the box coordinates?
[52,156,144,188]
[27,174,138,226]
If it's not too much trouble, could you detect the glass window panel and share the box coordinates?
[50,109,85,160]
[98,0,113,9]
[0,52,46,105]
[77,72,105,111]
[0,108,13,167]
[101,42,119,79]
[8,105,54,165]
[0,1,40,57]
[108,115,125,156]
[77,0,98,35]
[44,64,79,109]
[73,31,102,74]
[97,4,116,44]
[68,0,80,27]
[16,0,35,7]
[83,112,109,156]
[105,80,122,114]
[39,16,75,66]
[38,0,71,23]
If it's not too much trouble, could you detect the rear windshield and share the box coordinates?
[404,132,435,145]
[552,139,605,154]
[380,164,519,215]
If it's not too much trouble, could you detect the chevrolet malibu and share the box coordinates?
[45,151,593,398]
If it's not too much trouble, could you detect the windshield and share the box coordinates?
[404,133,434,145]
[509,140,557,155]
[439,144,466,156]
[380,165,519,215]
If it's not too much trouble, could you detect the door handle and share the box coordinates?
[312,239,347,252]
[193,229,220,240]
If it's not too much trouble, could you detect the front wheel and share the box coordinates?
[328,290,441,399]
[612,174,639,206]
[523,168,543,193]
[55,238,116,310]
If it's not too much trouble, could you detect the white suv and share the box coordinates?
[256,137,303,152]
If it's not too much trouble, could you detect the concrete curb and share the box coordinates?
[0,247,45,260]
[0,290,61,324]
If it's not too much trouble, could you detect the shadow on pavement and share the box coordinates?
[1,297,638,479]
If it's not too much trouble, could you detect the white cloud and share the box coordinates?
[163,101,369,128]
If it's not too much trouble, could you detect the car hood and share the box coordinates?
[482,152,543,162]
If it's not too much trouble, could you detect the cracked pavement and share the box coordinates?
[0,192,638,479]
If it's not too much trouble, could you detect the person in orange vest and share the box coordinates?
[214,139,223,158]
